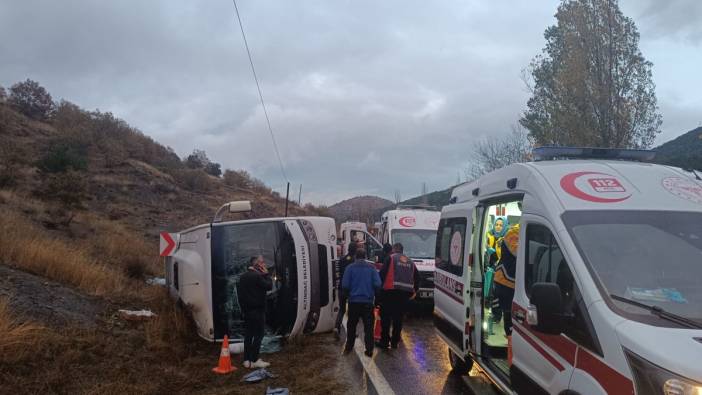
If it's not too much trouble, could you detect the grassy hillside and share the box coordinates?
[328,195,393,223]
[0,81,337,394]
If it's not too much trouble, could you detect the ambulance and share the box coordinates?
[379,206,441,300]
[433,147,702,394]
[164,201,338,341]
[338,221,384,263]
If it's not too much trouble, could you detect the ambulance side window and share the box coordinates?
[435,218,467,276]
[525,224,601,355]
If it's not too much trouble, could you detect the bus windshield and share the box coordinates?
[563,210,702,324]
[391,229,437,259]
[211,221,298,339]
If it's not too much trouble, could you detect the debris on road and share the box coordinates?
[266,387,289,395]
[118,309,156,321]
[145,277,166,286]
[241,368,277,383]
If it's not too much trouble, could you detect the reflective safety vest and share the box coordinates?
[493,225,519,289]
[383,253,415,292]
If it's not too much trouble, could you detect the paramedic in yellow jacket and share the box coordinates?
[493,223,519,336]
[485,216,508,268]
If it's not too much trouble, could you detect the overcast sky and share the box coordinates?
[2,1,701,204]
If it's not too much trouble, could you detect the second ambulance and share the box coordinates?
[379,206,441,301]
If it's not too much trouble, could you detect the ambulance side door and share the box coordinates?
[511,216,578,394]
[433,206,471,354]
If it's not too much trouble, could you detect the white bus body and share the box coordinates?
[165,216,338,341]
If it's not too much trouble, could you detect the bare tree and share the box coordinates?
[394,190,402,204]
[520,0,661,148]
[466,125,533,181]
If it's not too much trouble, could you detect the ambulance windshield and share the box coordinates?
[563,210,702,324]
[392,229,437,259]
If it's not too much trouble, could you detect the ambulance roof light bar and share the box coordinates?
[532,146,656,162]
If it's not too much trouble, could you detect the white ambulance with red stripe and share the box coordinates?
[433,147,702,394]
[379,206,441,300]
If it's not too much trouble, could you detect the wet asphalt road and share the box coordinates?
[344,305,500,395]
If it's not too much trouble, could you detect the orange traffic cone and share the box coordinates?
[373,307,382,341]
[212,335,237,374]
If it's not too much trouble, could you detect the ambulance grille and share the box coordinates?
[418,271,434,289]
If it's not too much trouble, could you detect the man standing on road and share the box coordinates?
[341,248,381,357]
[237,255,273,369]
[377,243,419,349]
[335,242,358,338]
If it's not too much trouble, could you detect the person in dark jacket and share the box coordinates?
[375,243,393,270]
[377,243,419,349]
[335,242,358,337]
[237,255,273,369]
[341,248,381,357]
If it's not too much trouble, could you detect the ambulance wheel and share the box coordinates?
[448,348,472,375]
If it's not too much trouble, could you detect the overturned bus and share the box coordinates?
[164,201,339,341]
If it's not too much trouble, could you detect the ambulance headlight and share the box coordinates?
[625,348,702,395]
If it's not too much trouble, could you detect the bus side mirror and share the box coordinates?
[529,282,564,335]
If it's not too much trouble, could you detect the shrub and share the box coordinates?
[174,169,211,191]
[8,79,55,121]
[204,162,221,177]
[0,141,23,188]
[35,170,87,210]
[222,169,252,189]
[184,149,221,177]
[37,141,88,173]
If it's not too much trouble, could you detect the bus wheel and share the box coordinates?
[448,348,472,375]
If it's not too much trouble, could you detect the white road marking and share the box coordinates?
[342,315,396,395]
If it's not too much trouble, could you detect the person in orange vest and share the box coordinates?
[376,243,419,349]
[493,224,519,337]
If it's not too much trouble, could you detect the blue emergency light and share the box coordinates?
[532,146,656,162]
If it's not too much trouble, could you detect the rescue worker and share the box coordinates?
[236,255,273,369]
[377,243,419,349]
[486,216,508,267]
[375,243,393,271]
[486,216,508,325]
[493,224,519,336]
[335,242,358,338]
[341,248,381,357]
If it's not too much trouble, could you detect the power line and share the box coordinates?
[231,0,288,183]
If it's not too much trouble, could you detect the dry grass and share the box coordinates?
[0,298,45,364]
[0,208,127,297]
[143,288,194,350]
[78,212,162,279]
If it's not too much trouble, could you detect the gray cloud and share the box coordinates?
[622,0,702,44]
[1,0,700,204]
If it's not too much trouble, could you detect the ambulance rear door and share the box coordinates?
[434,202,473,355]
